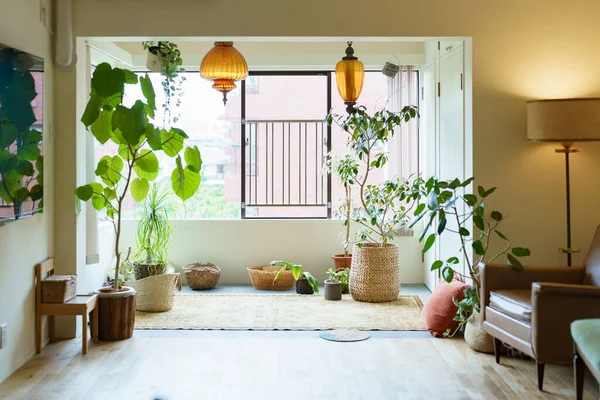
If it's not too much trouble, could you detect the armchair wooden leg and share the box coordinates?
[82,312,88,355]
[493,338,502,364]
[35,313,42,355]
[574,351,584,400]
[536,361,545,391]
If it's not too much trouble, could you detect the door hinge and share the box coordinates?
[437,82,440,97]
[327,202,332,209]
[460,73,463,90]
[241,202,246,209]
[437,41,440,50]
[421,87,424,101]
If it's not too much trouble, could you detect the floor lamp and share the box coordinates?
[527,98,600,266]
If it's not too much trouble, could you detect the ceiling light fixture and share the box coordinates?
[200,42,248,106]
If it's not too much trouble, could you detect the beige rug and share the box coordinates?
[135,294,426,331]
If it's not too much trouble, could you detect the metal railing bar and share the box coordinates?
[315,122,318,204]
[271,122,274,205]
[246,204,328,207]
[282,121,285,204]
[304,122,307,205]
[244,119,325,124]
[288,122,291,205]
[298,122,301,205]
[265,122,269,205]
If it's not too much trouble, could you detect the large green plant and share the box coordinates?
[134,178,184,268]
[326,106,425,246]
[0,48,43,218]
[142,41,185,128]
[76,63,201,291]
[415,177,531,334]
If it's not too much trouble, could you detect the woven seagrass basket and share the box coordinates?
[184,263,221,290]
[350,243,400,303]
[464,311,494,353]
[127,273,181,312]
[247,266,295,291]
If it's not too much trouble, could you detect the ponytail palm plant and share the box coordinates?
[133,178,184,277]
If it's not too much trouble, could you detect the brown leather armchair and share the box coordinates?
[481,226,600,391]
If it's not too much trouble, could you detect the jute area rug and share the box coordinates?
[135,294,426,331]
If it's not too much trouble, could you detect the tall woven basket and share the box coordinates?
[127,273,181,312]
[184,263,221,290]
[464,311,494,353]
[350,243,400,303]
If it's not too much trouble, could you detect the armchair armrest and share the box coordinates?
[531,282,600,363]
[480,264,585,318]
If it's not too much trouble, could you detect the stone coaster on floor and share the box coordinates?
[319,330,370,342]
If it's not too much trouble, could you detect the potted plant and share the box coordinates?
[415,177,531,351]
[325,153,359,269]
[272,260,319,295]
[326,106,424,303]
[324,268,345,300]
[142,41,185,128]
[76,63,201,340]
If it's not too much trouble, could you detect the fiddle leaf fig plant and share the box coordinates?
[326,106,426,246]
[76,63,201,292]
[414,177,531,335]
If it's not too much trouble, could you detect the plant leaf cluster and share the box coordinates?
[271,260,319,293]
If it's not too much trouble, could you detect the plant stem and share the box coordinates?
[344,185,351,257]
[452,205,480,298]
[113,148,136,291]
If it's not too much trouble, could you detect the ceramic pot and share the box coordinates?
[464,311,494,353]
[296,277,314,295]
[350,243,400,303]
[325,280,342,300]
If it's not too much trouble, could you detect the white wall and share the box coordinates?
[0,0,54,383]
[118,220,424,285]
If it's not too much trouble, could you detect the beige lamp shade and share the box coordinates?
[200,42,248,105]
[527,98,600,142]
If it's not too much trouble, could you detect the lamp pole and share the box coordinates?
[557,142,580,266]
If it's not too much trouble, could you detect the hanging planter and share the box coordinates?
[145,45,164,73]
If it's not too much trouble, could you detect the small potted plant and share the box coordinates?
[325,268,344,300]
[325,153,359,270]
[272,260,319,295]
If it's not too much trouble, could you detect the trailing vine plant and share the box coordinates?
[142,41,185,128]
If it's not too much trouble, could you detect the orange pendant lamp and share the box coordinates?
[335,42,364,113]
[200,42,248,105]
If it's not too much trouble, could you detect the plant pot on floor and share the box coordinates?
[325,280,342,301]
[94,286,136,341]
[127,273,181,312]
[331,254,352,270]
[350,243,400,303]
[296,277,314,295]
[146,46,164,72]
[464,311,494,353]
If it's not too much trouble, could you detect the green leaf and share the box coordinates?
[131,177,150,202]
[146,125,162,150]
[459,227,470,236]
[475,203,485,217]
[291,265,302,281]
[75,185,93,201]
[16,160,34,176]
[184,146,202,173]
[423,234,436,254]
[461,177,474,187]
[437,217,447,235]
[81,92,103,127]
[490,211,503,222]
[473,215,484,231]
[431,260,443,271]
[122,69,138,84]
[447,257,459,264]
[478,186,486,197]
[171,157,201,201]
[111,155,124,172]
[442,267,454,283]
[512,247,531,257]
[463,194,477,207]
[91,194,107,211]
[91,63,126,99]
[90,109,113,144]
[0,123,18,148]
[495,230,508,241]
[507,254,524,271]
[140,73,156,111]
[112,101,147,145]
[484,187,497,197]
[103,187,116,200]
[414,203,426,217]
[161,128,185,157]
[133,150,159,181]
[472,240,486,256]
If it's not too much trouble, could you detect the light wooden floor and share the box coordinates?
[0,335,598,400]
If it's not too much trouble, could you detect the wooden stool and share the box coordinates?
[35,258,98,355]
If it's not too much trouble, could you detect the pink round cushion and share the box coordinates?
[422,278,469,337]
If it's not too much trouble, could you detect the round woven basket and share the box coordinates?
[349,243,400,303]
[184,263,221,290]
[127,273,181,312]
[247,266,295,291]
[464,311,494,353]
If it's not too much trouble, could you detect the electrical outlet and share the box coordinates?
[0,324,6,349]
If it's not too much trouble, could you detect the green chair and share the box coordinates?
[571,319,600,400]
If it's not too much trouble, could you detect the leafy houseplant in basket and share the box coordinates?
[415,177,530,352]
[325,153,359,270]
[272,260,319,295]
[76,63,201,340]
[326,105,425,303]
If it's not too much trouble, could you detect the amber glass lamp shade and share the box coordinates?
[200,42,248,105]
[335,42,364,113]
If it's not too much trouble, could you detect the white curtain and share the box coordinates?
[387,65,419,237]
[85,44,100,265]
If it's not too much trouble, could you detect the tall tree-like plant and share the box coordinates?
[76,63,201,291]
[326,106,425,246]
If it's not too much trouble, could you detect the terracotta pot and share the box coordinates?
[464,311,494,353]
[350,243,400,303]
[94,286,136,341]
[331,254,352,270]
[296,277,314,295]
[325,280,342,300]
